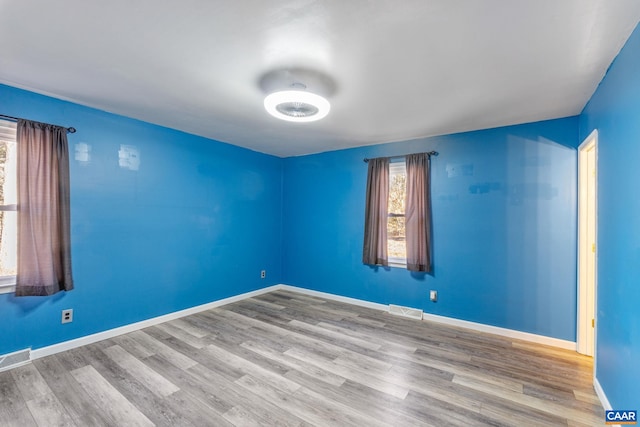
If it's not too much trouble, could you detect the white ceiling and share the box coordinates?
[1,1,639,157]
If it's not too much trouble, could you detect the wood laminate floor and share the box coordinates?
[0,290,603,426]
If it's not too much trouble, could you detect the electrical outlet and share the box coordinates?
[260,270,266,279]
[61,309,73,324]
[429,290,437,302]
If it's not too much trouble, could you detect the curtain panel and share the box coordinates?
[362,157,389,266]
[405,153,432,272]
[16,119,74,296]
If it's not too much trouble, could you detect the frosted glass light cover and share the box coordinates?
[264,90,330,122]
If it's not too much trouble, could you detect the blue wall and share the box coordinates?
[283,118,579,341]
[580,23,640,409]
[0,84,283,355]
[0,85,581,354]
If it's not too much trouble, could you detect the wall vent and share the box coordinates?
[389,304,423,320]
[0,348,31,372]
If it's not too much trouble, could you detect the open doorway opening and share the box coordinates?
[577,130,597,358]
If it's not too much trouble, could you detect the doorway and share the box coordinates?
[577,130,597,357]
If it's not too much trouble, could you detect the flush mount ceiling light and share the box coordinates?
[264,87,330,123]
[259,69,336,123]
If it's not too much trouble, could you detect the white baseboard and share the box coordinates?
[278,284,388,311]
[30,285,281,360]
[594,377,612,410]
[421,312,576,351]
[279,284,576,351]
[27,283,575,363]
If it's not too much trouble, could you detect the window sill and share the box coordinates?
[0,285,15,294]
[0,276,16,294]
[388,262,407,269]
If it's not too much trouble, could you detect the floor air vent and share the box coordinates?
[389,304,423,320]
[0,348,31,372]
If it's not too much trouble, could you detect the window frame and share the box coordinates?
[387,160,407,267]
[0,119,17,294]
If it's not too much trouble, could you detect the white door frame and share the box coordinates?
[577,129,598,359]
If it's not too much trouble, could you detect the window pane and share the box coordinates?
[0,119,17,277]
[0,210,17,276]
[388,216,406,258]
[388,162,406,260]
[0,122,17,206]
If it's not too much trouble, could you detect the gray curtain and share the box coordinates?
[362,157,389,266]
[405,153,432,272]
[15,119,74,296]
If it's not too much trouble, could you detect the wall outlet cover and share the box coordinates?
[61,309,73,324]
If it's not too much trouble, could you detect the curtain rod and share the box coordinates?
[0,114,76,134]
[363,150,438,163]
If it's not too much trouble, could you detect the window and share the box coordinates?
[0,119,17,294]
[388,161,406,265]
[363,153,432,272]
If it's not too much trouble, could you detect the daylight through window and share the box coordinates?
[388,161,406,264]
[0,119,17,288]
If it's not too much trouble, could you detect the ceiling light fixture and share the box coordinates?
[264,84,331,123]
[259,69,335,123]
